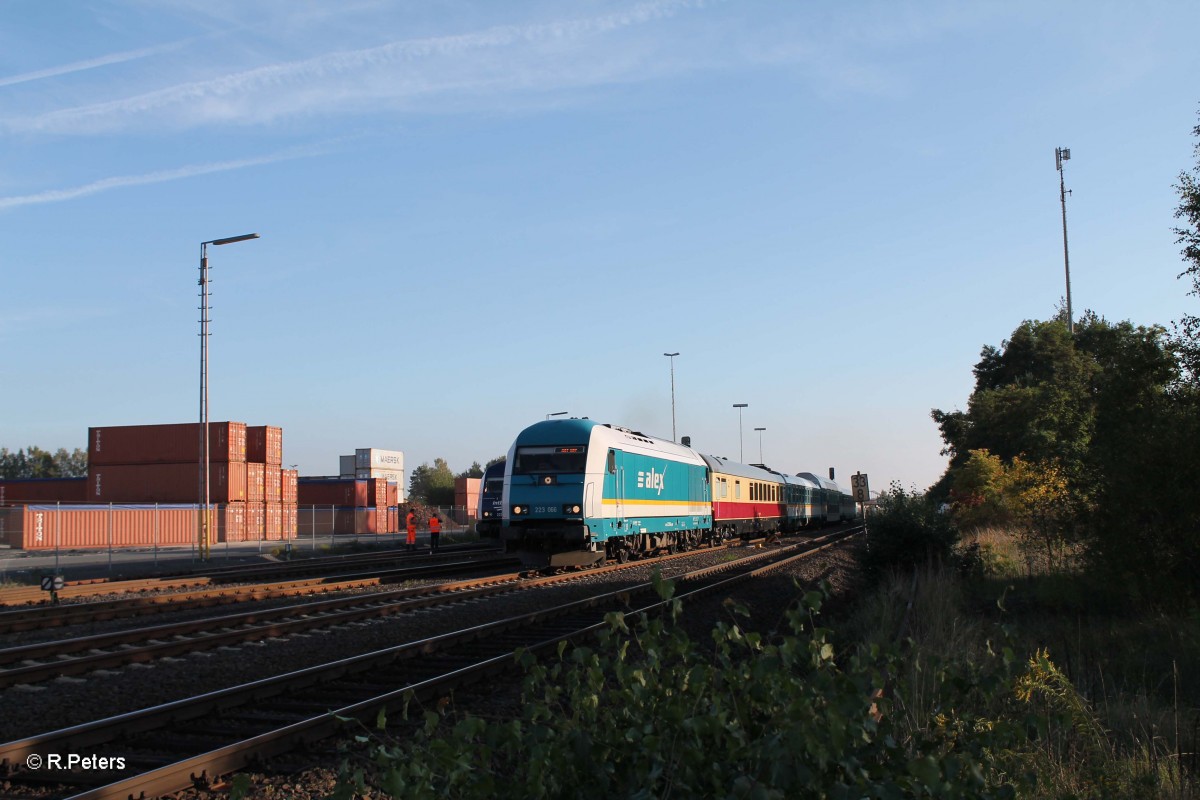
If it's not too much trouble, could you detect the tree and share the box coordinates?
[407,458,455,506]
[1174,108,1200,380]
[930,313,1193,599]
[947,449,1009,530]
[1003,456,1075,570]
[0,446,88,479]
[455,462,484,480]
[484,454,506,468]
[930,318,1095,499]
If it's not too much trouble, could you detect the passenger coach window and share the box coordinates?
[735,481,741,500]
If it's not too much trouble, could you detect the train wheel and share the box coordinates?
[617,548,629,564]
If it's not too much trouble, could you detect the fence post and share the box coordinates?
[154,502,159,569]
[107,502,113,575]
[55,502,61,575]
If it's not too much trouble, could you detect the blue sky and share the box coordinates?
[2,1,1198,492]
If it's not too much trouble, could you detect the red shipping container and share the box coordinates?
[241,502,263,541]
[366,478,387,508]
[0,478,87,505]
[298,479,367,507]
[247,425,283,466]
[213,502,245,543]
[264,503,284,542]
[265,468,282,503]
[263,503,282,540]
[282,504,298,539]
[88,422,247,466]
[0,504,199,550]
[357,508,378,534]
[292,507,377,536]
[246,463,265,503]
[281,470,298,504]
[88,462,247,504]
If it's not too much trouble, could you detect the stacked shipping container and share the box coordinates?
[70,421,297,546]
[297,473,399,535]
[0,478,87,505]
[0,426,404,550]
[0,505,199,550]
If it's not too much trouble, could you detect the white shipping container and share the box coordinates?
[355,448,404,472]
[339,455,356,479]
[355,468,404,483]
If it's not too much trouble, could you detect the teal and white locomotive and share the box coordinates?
[501,418,712,567]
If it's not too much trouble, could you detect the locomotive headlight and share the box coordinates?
[512,505,521,515]
[512,505,528,515]
[567,504,581,514]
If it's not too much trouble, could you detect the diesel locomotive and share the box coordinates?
[475,459,505,539]
[499,417,857,567]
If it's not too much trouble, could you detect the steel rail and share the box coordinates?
[0,554,519,634]
[0,544,502,607]
[0,531,784,684]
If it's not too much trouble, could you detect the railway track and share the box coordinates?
[0,543,501,608]
[0,527,861,800]
[0,533,782,686]
[0,552,519,634]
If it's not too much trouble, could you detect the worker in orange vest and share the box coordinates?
[405,508,417,551]
[428,513,442,553]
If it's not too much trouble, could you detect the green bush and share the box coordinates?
[335,581,1031,799]
[859,482,959,579]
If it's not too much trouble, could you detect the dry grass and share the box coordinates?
[842,544,1200,798]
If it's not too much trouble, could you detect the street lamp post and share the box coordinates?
[199,232,260,560]
[546,411,568,420]
[754,427,766,464]
[732,403,748,462]
[663,352,679,441]
[1055,147,1074,334]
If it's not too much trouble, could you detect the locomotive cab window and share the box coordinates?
[514,445,588,475]
[606,449,616,475]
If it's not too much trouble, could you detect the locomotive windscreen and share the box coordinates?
[513,445,588,474]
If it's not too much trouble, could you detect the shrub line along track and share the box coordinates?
[0,527,861,800]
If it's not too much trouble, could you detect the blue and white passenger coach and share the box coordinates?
[501,418,712,567]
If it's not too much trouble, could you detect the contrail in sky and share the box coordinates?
[8,0,697,134]
[0,149,313,211]
[0,41,190,88]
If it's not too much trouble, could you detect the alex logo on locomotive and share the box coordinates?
[636,467,667,495]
